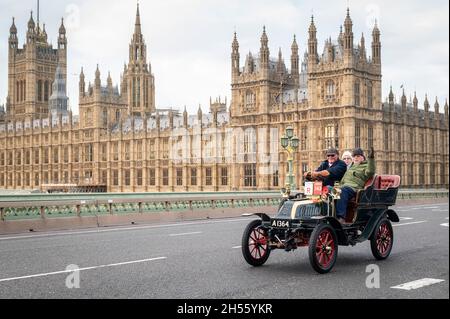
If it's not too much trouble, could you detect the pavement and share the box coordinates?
[0,201,447,299]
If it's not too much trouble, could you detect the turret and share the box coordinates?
[413,91,418,112]
[360,33,366,61]
[107,72,113,90]
[197,105,203,121]
[434,97,440,115]
[343,8,354,60]
[401,89,407,113]
[260,26,269,70]
[79,67,85,97]
[277,48,284,75]
[371,20,381,64]
[245,52,254,73]
[41,24,48,43]
[424,94,430,113]
[231,32,240,78]
[183,106,188,127]
[338,25,343,47]
[58,18,66,50]
[291,35,299,78]
[9,18,18,50]
[95,65,101,89]
[444,99,448,121]
[308,16,318,65]
[388,86,394,112]
[27,11,36,43]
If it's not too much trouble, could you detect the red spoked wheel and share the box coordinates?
[370,218,394,260]
[308,223,338,274]
[242,220,271,266]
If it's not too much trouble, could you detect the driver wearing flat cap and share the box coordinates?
[304,147,347,187]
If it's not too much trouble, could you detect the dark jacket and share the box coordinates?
[315,159,347,187]
[340,157,376,190]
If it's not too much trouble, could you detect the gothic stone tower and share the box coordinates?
[7,12,67,121]
[306,9,382,162]
[121,3,156,117]
[230,28,301,190]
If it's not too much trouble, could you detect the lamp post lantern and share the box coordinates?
[280,126,299,191]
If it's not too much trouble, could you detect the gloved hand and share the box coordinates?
[368,147,375,159]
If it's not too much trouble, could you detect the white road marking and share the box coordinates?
[391,278,445,290]
[440,223,449,227]
[169,231,202,237]
[0,257,167,283]
[393,221,427,227]
[232,246,242,249]
[0,217,254,241]
[399,217,413,220]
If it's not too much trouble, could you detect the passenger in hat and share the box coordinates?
[341,150,353,170]
[304,147,347,187]
[335,147,375,224]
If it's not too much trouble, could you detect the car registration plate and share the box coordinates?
[270,219,291,228]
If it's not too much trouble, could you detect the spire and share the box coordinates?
[434,97,440,114]
[95,64,101,88]
[277,47,284,75]
[134,2,141,35]
[107,71,113,88]
[360,33,366,61]
[444,99,448,119]
[308,16,318,65]
[260,26,269,68]
[10,17,17,34]
[59,18,66,35]
[261,25,268,46]
[232,31,239,50]
[388,86,394,104]
[424,94,430,112]
[401,88,407,110]
[79,67,85,97]
[413,92,418,111]
[343,8,354,54]
[291,34,298,51]
[372,20,381,65]
[231,32,240,77]
[291,34,299,77]
[197,104,203,120]
[28,11,36,30]
[308,15,316,33]
[344,7,352,30]
[42,23,47,38]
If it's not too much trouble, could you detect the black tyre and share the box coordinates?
[308,223,338,274]
[370,218,394,260]
[242,219,271,266]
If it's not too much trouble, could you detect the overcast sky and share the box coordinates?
[0,0,448,115]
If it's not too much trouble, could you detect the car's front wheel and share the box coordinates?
[308,223,338,274]
[370,218,394,260]
[242,220,271,266]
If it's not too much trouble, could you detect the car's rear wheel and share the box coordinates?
[370,218,393,260]
[242,220,271,266]
[308,223,338,274]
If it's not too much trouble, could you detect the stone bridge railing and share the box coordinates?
[0,189,447,222]
[0,192,282,221]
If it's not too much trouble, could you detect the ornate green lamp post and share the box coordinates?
[281,126,299,191]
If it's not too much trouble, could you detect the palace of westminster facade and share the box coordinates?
[0,5,448,192]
